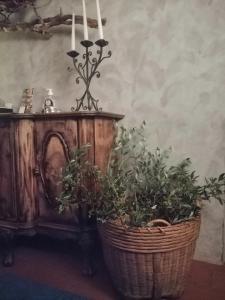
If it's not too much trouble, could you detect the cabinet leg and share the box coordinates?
[79,230,95,276]
[0,229,14,267]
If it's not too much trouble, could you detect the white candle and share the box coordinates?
[82,0,88,40]
[71,12,76,50]
[96,0,104,40]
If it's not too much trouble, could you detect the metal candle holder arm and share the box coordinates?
[67,39,112,112]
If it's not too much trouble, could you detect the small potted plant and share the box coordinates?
[59,123,225,299]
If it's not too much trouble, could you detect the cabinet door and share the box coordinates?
[34,119,78,224]
[0,120,16,220]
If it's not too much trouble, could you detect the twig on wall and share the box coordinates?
[0,2,106,37]
[0,14,106,36]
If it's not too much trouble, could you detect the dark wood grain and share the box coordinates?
[14,120,36,224]
[0,120,16,220]
[78,118,95,163]
[94,118,116,172]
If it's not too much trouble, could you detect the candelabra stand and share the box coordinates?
[67,39,111,112]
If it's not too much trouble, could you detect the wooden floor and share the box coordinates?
[0,236,225,300]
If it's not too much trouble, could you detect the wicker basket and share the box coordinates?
[98,217,200,300]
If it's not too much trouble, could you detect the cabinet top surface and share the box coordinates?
[0,111,124,120]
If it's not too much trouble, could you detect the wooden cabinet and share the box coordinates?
[0,112,123,270]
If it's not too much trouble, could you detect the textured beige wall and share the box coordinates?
[1,0,225,264]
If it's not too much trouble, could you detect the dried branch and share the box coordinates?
[0,13,106,36]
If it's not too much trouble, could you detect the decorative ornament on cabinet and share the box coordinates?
[18,88,33,114]
[42,89,60,114]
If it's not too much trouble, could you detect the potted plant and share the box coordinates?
[59,123,225,299]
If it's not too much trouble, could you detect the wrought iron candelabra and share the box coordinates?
[67,39,111,112]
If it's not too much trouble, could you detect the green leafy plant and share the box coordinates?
[58,144,99,215]
[59,123,225,227]
[93,123,225,226]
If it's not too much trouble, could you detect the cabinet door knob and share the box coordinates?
[33,167,40,176]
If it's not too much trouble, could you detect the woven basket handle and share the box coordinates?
[147,219,171,227]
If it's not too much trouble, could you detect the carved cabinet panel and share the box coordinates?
[34,120,78,224]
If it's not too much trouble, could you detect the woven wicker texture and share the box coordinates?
[99,218,200,300]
